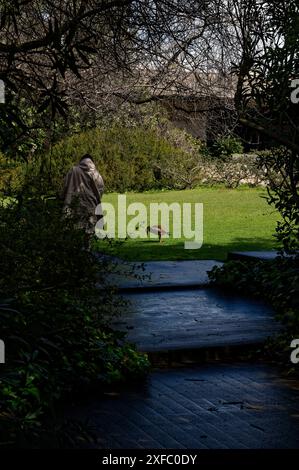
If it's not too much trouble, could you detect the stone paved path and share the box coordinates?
[117,289,281,352]
[70,363,299,449]
[88,254,297,449]
[103,256,281,352]
[228,250,296,261]
[107,259,223,290]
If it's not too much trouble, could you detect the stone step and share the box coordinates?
[115,288,281,353]
[227,250,296,261]
[102,259,223,290]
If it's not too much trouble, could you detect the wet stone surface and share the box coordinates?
[69,363,299,449]
[87,255,295,450]
[107,259,224,290]
[228,251,296,261]
[116,288,281,352]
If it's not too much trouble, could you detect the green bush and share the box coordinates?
[209,258,298,312]
[0,153,24,195]
[0,125,263,198]
[24,125,200,194]
[0,192,150,448]
[257,147,299,253]
[210,135,244,160]
[208,257,299,365]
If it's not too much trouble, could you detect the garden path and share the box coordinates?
[76,252,299,449]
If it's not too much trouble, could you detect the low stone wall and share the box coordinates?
[199,153,267,188]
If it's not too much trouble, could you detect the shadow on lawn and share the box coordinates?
[97,235,280,262]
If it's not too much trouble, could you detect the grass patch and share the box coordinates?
[95,186,280,261]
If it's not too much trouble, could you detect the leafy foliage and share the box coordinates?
[258,147,299,253]
[208,257,299,364]
[0,153,24,194]
[209,135,244,160]
[233,0,299,254]
[15,126,264,194]
[0,192,149,448]
[22,125,202,193]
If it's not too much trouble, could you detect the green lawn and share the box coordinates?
[94,186,281,261]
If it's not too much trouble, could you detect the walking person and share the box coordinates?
[62,154,104,234]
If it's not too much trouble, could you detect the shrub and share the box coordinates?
[209,258,299,312]
[0,153,24,195]
[210,135,244,160]
[257,147,299,253]
[208,257,299,365]
[24,125,201,194]
[0,192,150,447]
[1,126,265,196]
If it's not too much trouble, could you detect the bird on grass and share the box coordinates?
[134,222,170,242]
[146,224,170,242]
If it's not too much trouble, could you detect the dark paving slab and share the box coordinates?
[68,363,299,449]
[106,260,223,290]
[116,289,281,352]
[228,251,296,261]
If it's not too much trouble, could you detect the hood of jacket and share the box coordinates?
[78,157,96,172]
